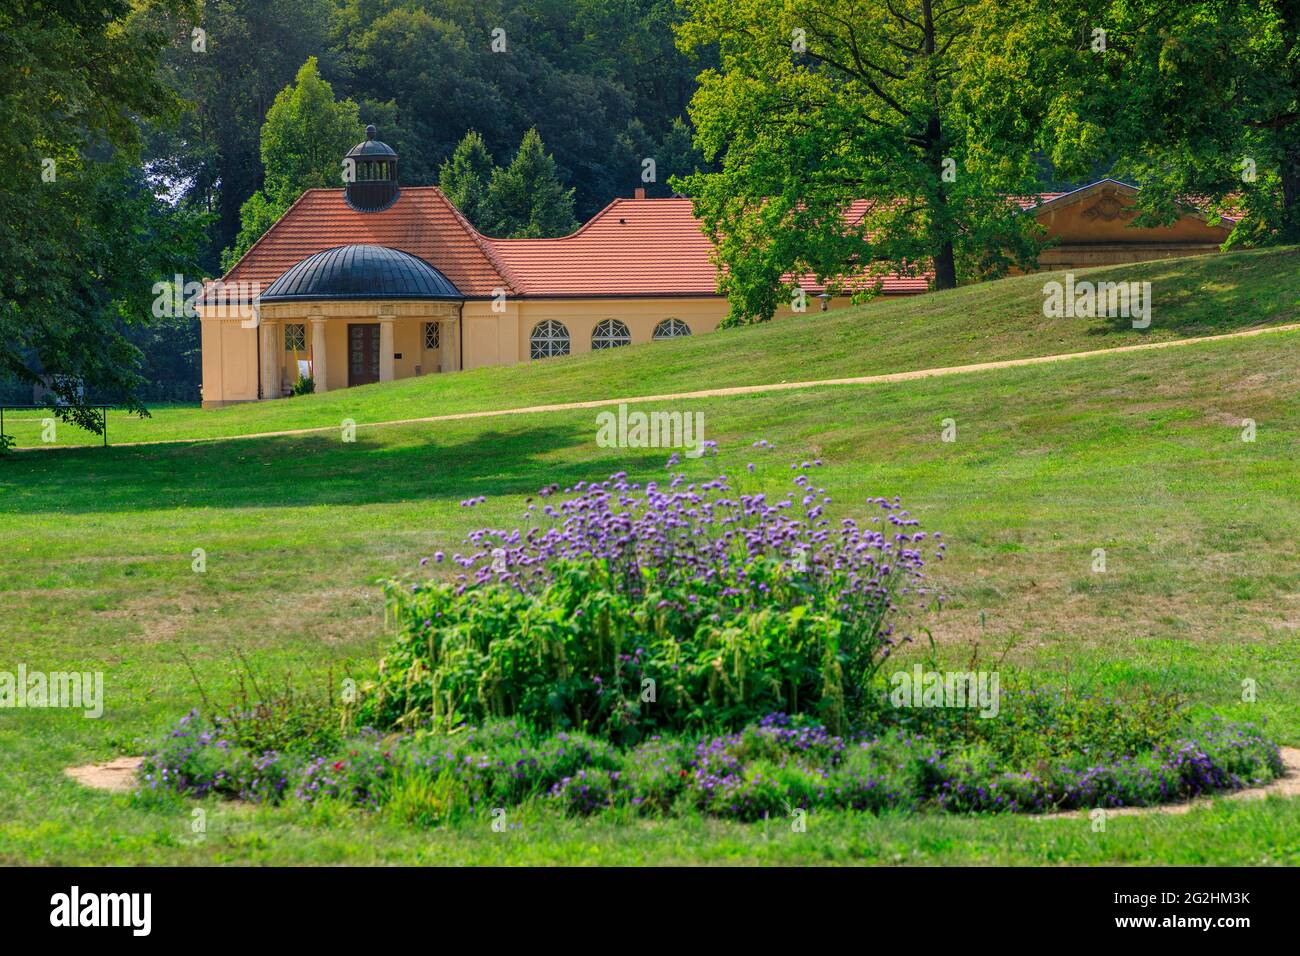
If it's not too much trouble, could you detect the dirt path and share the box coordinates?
[21,321,1300,452]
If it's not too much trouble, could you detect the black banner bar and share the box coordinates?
[0,866,1292,942]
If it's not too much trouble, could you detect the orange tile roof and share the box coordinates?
[487,196,971,296]
[208,187,514,303]
[208,187,1084,305]
[485,198,722,296]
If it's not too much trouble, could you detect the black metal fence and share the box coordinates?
[0,405,115,447]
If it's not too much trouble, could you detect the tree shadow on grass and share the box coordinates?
[1080,248,1300,338]
[0,421,680,516]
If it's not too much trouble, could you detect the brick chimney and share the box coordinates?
[634,187,646,200]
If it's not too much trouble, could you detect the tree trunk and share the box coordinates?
[919,0,957,290]
[933,240,958,290]
[1281,147,1300,244]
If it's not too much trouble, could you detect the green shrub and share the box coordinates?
[364,458,939,741]
[382,771,435,826]
[362,557,882,740]
[296,733,395,810]
[382,768,468,828]
[619,736,692,814]
[396,721,620,810]
[177,651,343,757]
[878,679,1189,766]
[549,767,621,815]
[138,710,308,803]
[830,730,938,812]
[689,760,792,821]
[138,711,249,799]
[1188,717,1285,784]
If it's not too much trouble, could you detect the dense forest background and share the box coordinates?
[155,0,713,271]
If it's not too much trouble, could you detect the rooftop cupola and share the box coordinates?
[344,124,399,212]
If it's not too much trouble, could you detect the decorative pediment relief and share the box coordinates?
[1080,191,1136,222]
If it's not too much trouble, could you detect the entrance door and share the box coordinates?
[348,324,380,387]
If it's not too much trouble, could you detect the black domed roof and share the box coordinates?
[260,245,462,302]
[347,125,397,158]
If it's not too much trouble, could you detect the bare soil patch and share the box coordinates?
[64,756,142,793]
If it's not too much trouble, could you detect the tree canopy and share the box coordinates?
[675,0,1048,324]
[439,128,579,237]
[158,0,713,266]
[438,130,495,225]
[221,57,363,269]
[970,0,1300,246]
[0,0,205,427]
[481,129,580,238]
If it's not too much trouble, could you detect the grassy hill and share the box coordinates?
[1,252,1297,864]
[6,246,1300,448]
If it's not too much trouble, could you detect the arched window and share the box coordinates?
[652,318,692,340]
[591,318,631,350]
[530,320,571,360]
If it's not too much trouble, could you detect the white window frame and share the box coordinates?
[284,323,306,351]
[652,317,692,340]
[591,318,631,350]
[530,320,571,360]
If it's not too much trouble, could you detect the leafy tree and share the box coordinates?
[0,0,206,432]
[222,58,362,268]
[333,3,499,185]
[126,309,203,403]
[611,118,658,197]
[326,0,714,220]
[150,0,337,261]
[481,129,579,237]
[607,116,707,200]
[676,0,1048,324]
[222,191,291,272]
[656,117,707,195]
[261,57,363,201]
[439,131,495,222]
[4,0,724,413]
[972,0,1300,246]
[145,0,716,253]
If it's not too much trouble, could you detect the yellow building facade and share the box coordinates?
[198,131,1233,408]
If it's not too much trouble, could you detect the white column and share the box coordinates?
[439,317,453,373]
[311,317,328,393]
[440,316,460,372]
[260,321,279,399]
[379,316,395,382]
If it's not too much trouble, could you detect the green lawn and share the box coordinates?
[1,260,1298,864]
[5,246,1299,448]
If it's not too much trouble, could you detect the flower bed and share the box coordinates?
[138,709,1281,821]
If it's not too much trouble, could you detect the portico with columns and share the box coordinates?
[254,293,461,397]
